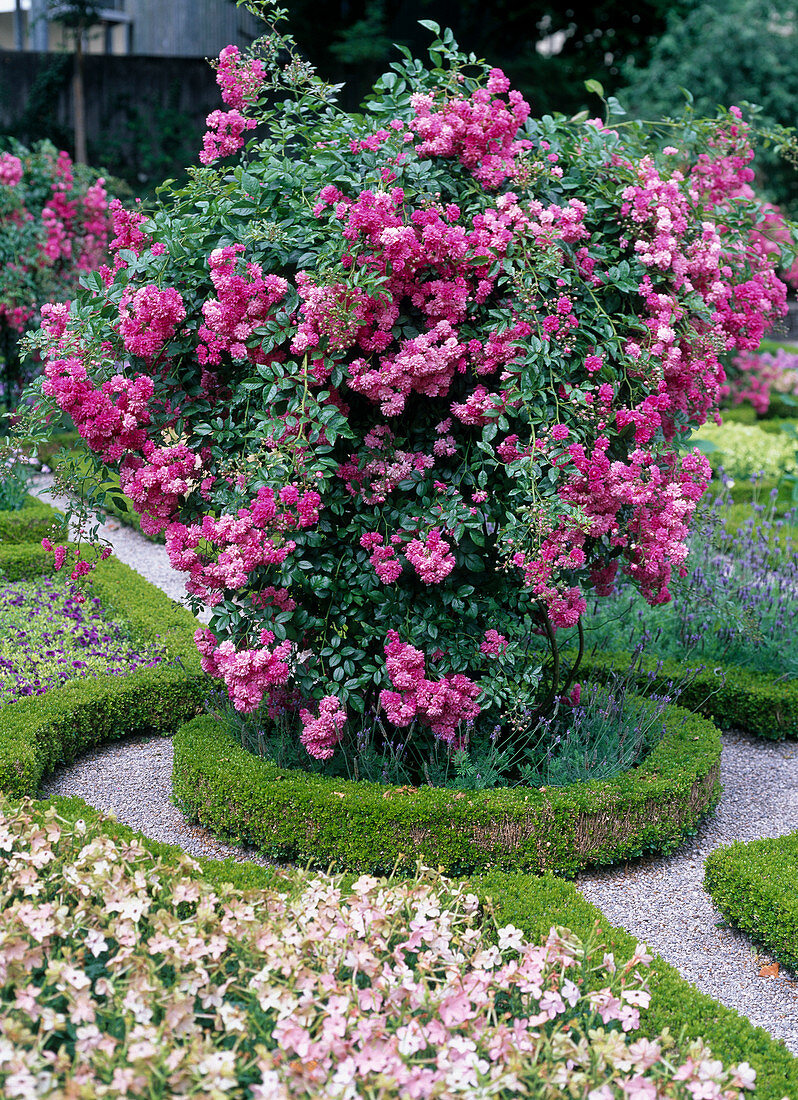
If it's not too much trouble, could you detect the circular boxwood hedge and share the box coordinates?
[172,704,722,877]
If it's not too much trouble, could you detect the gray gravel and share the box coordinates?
[40,733,273,867]
[25,476,798,1054]
[578,730,798,1053]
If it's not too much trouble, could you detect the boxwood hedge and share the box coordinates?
[172,702,722,877]
[704,831,798,975]
[0,549,205,797]
[578,649,798,741]
[0,494,62,545]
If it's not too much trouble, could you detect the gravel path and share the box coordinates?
[40,734,273,867]
[25,475,798,1054]
[578,730,798,1053]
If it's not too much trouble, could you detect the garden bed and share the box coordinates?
[704,831,798,974]
[4,791,795,1100]
[172,703,722,877]
[0,547,204,797]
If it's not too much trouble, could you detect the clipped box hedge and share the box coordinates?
[172,703,722,877]
[0,549,205,797]
[0,494,63,545]
[578,649,798,741]
[704,831,798,975]
[13,792,797,1100]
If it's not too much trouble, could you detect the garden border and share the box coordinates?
[13,792,797,1100]
[0,494,62,545]
[704,831,798,974]
[578,649,798,740]
[0,548,204,797]
[172,704,722,877]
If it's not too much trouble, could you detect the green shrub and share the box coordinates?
[0,539,76,580]
[721,405,758,425]
[578,649,798,741]
[172,703,722,877]
[0,553,204,796]
[0,494,62,544]
[704,832,798,974]
[689,422,798,480]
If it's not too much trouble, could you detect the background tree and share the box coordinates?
[42,1,104,164]
[622,0,798,216]
[282,0,691,113]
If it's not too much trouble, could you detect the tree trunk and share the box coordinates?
[13,0,23,49]
[73,32,87,163]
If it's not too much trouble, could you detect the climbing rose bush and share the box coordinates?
[0,798,759,1099]
[0,140,114,407]
[29,12,795,774]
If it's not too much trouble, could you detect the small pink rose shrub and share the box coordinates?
[0,798,759,1098]
[0,141,114,406]
[30,14,795,781]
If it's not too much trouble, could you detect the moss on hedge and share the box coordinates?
[704,832,798,975]
[0,553,204,797]
[0,494,63,545]
[578,649,798,741]
[172,703,721,877]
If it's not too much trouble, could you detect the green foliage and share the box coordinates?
[286,0,690,115]
[329,0,393,67]
[0,494,62,541]
[704,832,798,973]
[688,421,798,480]
[577,648,798,741]
[0,466,32,513]
[171,703,722,877]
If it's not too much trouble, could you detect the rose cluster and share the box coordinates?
[0,141,114,406]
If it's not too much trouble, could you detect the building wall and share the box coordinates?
[0,49,223,186]
[126,0,261,57]
[5,1,263,57]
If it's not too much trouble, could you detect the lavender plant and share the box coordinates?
[585,488,798,679]
[215,657,683,790]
